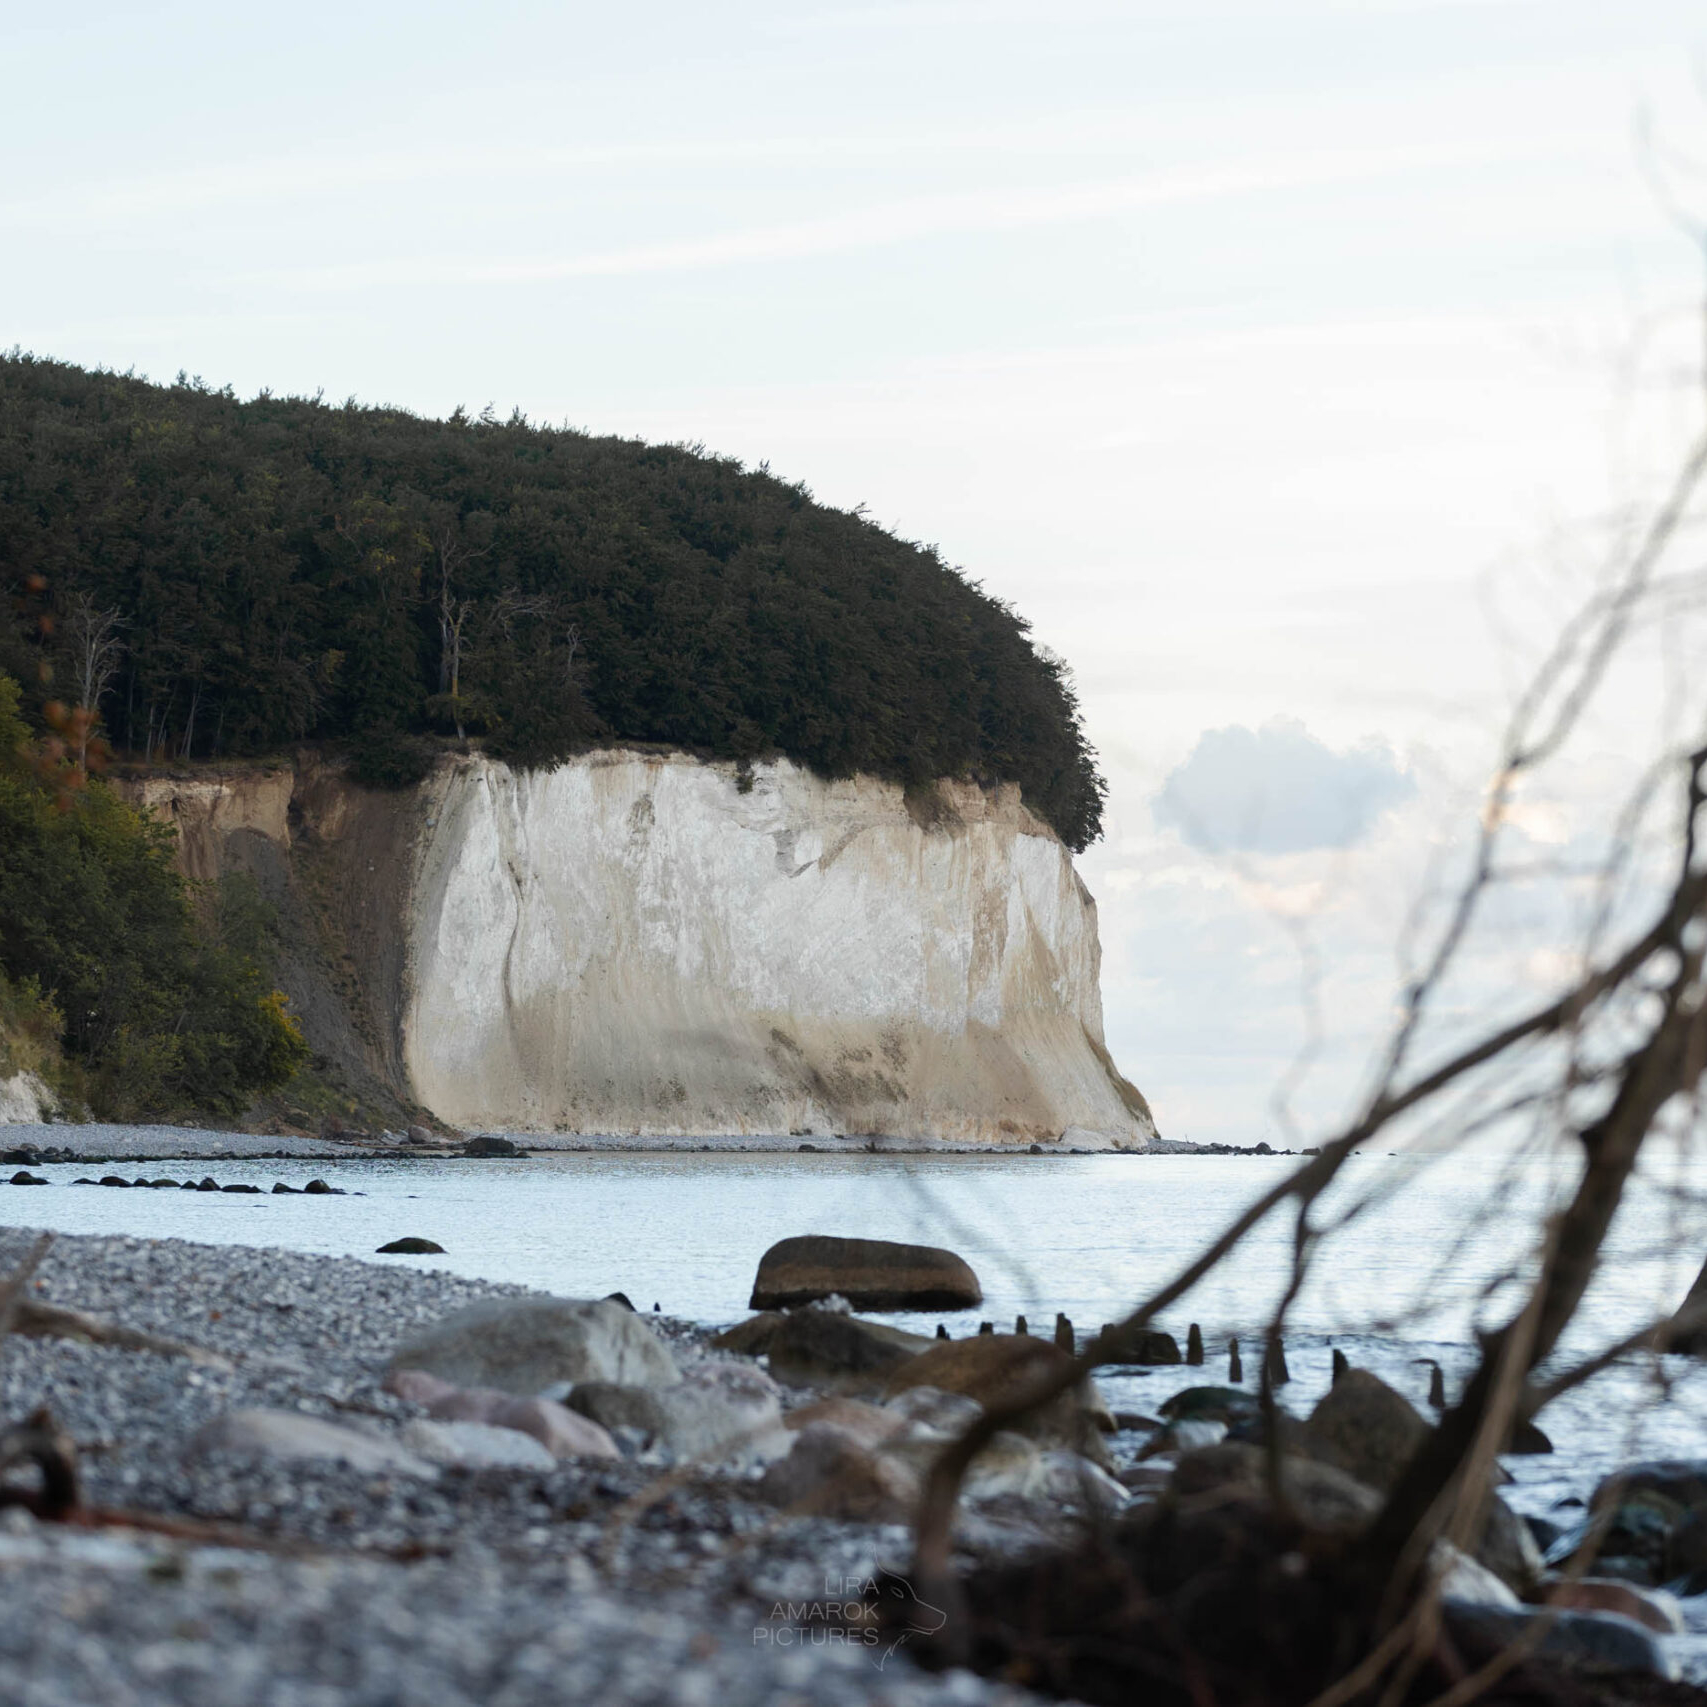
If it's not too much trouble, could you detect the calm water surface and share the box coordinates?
[10,1145,1707,1521]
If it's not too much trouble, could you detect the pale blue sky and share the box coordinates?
[8,1,1706,1140]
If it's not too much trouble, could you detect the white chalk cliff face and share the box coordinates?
[403,752,1154,1146]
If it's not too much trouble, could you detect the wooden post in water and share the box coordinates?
[1015,1315,1028,1335]
[978,1321,994,1335]
[936,1323,949,1340]
[1054,1314,1074,1353]
[1186,1324,1203,1366]
[1428,1362,1445,1408]
[1228,1337,1243,1383]
[1332,1348,1349,1385]
[1264,1337,1290,1387]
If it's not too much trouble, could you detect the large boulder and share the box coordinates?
[784,1397,907,1451]
[757,1423,921,1522]
[1593,1459,1707,1513]
[386,1296,678,1395]
[567,1361,782,1461]
[1173,1444,1518,1607]
[749,1236,980,1311]
[1093,1324,1181,1366]
[1533,1577,1683,1635]
[1158,1387,1264,1428]
[1576,1461,1707,1583]
[881,1334,1112,1461]
[882,1425,1046,1503]
[1302,1374,1540,1593]
[1443,1601,1675,1679]
[187,1409,433,1477]
[713,1309,933,1390]
[1301,1370,1427,1491]
[1175,1443,1383,1537]
[883,1385,984,1436]
[1035,1450,1131,1514]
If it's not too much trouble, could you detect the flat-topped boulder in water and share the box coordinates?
[748,1234,982,1311]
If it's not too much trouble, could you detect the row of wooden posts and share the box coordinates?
[938,1313,1447,1404]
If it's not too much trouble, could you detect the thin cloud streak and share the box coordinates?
[228,141,1548,294]
[4,122,1552,234]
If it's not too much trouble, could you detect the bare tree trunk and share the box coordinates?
[65,592,125,770]
[178,685,200,760]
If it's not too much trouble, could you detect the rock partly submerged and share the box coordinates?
[711,1307,933,1389]
[881,1332,1114,1462]
[748,1235,981,1312]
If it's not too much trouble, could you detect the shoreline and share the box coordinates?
[0,1224,1089,1707]
[0,1225,1696,1701]
[0,1120,1295,1163]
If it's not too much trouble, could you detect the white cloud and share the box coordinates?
[1154,718,1418,854]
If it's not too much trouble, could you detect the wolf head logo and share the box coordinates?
[868,1569,947,1669]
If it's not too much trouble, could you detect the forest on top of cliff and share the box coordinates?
[0,354,1106,849]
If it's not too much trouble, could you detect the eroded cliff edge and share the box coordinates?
[129,752,1155,1147]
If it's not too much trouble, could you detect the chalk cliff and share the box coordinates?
[129,752,1154,1146]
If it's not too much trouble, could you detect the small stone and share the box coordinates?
[8,1171,46,1186]
[196,1178,219,1192]
[186,1408,434,1477]
[99,1176,132,1188]
[272,1183,300,1194]
[384,1368,460,1407]
[603,1292,635,1311]
[977,1322,993,1335]
[492,1395,621,1460]
[1510,1418,1552,1454]
[377,1237,446,1254]
[400,1419,555,1471]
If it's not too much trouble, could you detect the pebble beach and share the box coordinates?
[0,1226,1055,1707]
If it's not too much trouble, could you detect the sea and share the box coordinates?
[7,1139,1707,1539]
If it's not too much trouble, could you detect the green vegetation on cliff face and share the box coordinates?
[0,673,308,1118]
[0,355,1105,848]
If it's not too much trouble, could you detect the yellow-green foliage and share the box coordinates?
[0,969,62,1083]
[0,673,309,1118]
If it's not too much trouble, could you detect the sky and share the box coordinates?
[7,0,1707,1142]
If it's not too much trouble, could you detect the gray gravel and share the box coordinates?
[0,1226,1061,1707]
[1,1123,347,1160]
